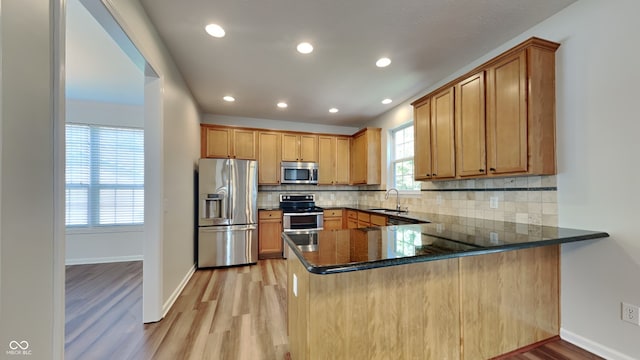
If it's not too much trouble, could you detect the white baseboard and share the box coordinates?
[65,255,144,265]
[162,264,196,318]
[561,328,636,360]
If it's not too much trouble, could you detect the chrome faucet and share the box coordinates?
[385,188,401,211]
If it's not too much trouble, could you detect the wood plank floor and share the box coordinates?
[65,259,601,360]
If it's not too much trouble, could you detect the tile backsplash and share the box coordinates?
[258,175,558,226]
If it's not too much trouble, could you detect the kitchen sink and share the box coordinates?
[368,208,409,214]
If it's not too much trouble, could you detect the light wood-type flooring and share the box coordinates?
[65,259,601,360]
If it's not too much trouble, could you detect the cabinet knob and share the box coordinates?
[490,168,496,172]
[479,169,485,172]
[432,173,437,176]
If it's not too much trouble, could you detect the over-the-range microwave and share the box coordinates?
[280,161,318,184]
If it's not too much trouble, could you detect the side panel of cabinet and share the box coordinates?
[431,87,456,179]
[318,136,336,185]
[486,51,528,175]
[258,132,281,185]
[233,129,257,160]
[414,100,432,180]
[335,137,350,185]
[456,73,486,177]
[202,127,231,158]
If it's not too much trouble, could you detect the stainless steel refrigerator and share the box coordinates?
[197,158,258,268]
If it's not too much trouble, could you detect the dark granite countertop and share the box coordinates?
[283,215,609,275]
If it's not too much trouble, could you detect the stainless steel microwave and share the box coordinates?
[280,161,318,184]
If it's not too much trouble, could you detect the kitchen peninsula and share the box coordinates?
[284,216,608,359]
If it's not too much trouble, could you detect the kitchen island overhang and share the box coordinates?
[284,217,608,360]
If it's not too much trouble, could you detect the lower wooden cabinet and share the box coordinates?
[258,210,283,259]
[346,210,358,229]
[323,209,344,230]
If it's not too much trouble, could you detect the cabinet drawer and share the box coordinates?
[324,209,343,218]
[347,210,358,220]
[370,214,387,226]
[357,211,370,222]
[259,210,282,219]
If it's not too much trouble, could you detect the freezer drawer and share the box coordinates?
[198,225,258,268]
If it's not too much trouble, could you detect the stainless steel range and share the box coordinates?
[279,193,323,257]
[279,193,324,232]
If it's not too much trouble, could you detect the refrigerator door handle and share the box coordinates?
[199,224,257,232]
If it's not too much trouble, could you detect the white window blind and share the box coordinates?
[65,124,144,227]
[391,124,421,191]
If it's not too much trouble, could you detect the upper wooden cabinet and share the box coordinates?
[201,125,257,160]
[455,72,486,177]
[412,37,559,180]
[318,135,350,185]
[258,131,281,185]
[431,87,456,179]
[282,134,318,162]
[350,128,381,185]
[414,99,432,180]
[413,87,456,180]
[486,40,558,176]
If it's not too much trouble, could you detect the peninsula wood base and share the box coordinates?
[287,245,559,360]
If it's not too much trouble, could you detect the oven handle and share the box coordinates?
[283,227,324,233]
[283,212,324,216]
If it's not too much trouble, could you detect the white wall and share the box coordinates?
[65,99,145,264]
[203,113,360,135]
[0,0,58,358]
[103,0,202,310]
[369,0,640,358]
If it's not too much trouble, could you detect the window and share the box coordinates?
[391,124,421,191]
[65,124,144,227]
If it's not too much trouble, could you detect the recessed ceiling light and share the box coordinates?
[223,96,235,102]
[205,24,225,38]
[296,42,314,54]
[382,98,393,105]
[277,102,288,108]
[329,108,339,113]
[376,57,391,68]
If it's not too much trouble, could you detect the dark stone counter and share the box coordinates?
[283,214,608,274]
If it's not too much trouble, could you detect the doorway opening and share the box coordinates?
[63,0,163,355]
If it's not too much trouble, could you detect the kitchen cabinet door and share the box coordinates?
[414,99,432,180]
[456,72,486,177]
[282,134,318,162]
[258,132,281,185]
[431,87,456,179]
[486,50,528,175]
[259,210,283,258]
[335,137,350,184]
[202,127,231,158]
[318,136,336,185]
[350,128,381,185]
[233,129,257,160]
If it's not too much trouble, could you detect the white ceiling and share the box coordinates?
[67,0,577,127]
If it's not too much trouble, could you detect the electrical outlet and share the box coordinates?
[436,223,444,233]
[490,196,499,209]
[436,195,443,206]
[622,302,640,325]
[489,232,500,244]
[293,274,298,297]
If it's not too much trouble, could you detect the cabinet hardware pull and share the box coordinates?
[479,169,485,172]
[432,173,437,176]
[490,168,496,172]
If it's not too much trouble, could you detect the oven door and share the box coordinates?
[282,212,324,232]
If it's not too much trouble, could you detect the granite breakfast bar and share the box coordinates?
[284,216,608,360]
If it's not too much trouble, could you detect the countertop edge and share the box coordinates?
[283,230,610,275]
